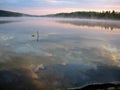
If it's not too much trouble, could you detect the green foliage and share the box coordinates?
[32,34,35,38]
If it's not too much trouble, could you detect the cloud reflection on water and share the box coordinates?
[0,35,120,89]
[0,63,120,90]
[0,18,120,89]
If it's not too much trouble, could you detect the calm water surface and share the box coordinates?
[0,17,120,90]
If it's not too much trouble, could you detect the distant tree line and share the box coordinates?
[0,10,24,17]
[52,10,120,20]
[1,10,120,19]
[0,10,34,17]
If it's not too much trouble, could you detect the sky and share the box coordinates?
[0,0,120,15]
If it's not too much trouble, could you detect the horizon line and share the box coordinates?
[1,9,120,16]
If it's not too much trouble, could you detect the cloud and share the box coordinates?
[46,0,58,3]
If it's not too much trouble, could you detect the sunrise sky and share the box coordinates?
[0,0,120,15]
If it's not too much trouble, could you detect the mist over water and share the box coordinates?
[0,17,120,90]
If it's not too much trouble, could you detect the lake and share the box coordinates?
[0,17,120,90]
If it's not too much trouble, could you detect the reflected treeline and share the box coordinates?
[57,20,120,30]
[0,20,19,24]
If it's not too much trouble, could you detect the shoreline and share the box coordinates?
[68,82,120,90]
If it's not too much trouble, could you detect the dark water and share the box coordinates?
[0,17,120,90]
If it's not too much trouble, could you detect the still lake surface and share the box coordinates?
[0,17,120,90]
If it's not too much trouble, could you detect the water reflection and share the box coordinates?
[0,17,120,90]
[0,20,18,24]
[56,19,120,30]
[0,64,120,90]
